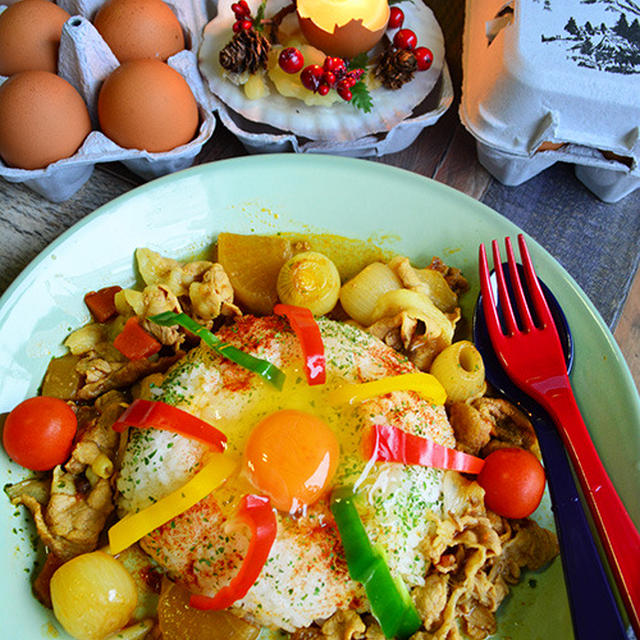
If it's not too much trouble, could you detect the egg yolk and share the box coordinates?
[243,409,339,513]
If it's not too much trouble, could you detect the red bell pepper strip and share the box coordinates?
[189,494,277,610]
[363,424,485,474]
[84,285,122,322]
[113,317,162,360]
[113,398,227,451]
[150,311,285,390]
[273,303,326,385]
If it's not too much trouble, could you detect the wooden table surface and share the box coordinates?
[0,0,638,390]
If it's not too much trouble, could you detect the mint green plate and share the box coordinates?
[0,155,638,639]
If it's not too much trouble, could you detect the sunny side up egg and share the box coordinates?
[117,315,455,631]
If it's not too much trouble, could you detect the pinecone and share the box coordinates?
[374,47,417,90]
[219,28,271,75]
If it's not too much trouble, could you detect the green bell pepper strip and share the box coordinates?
[150,311,285,390]
[330,486,422,639]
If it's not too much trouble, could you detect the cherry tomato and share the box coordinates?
[477,447,546,519]
[3,396,77,471]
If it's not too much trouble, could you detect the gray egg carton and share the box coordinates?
[460,0,640,202]
[0,0,215,202]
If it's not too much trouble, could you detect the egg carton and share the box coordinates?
[459,0,640,203]
[0,0,215,202]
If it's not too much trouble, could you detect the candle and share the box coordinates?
[297,0,390,59]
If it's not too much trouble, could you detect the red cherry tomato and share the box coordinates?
[477,447,546,519]
[3,396,77,471]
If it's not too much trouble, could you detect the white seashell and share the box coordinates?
[199,0,446,142]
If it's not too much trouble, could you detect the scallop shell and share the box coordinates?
[198,0,445,142]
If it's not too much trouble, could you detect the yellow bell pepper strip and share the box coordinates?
[330,486,422,639]
[150,311,285,390]
[274,303,326,385]
[363,424,485,474]
[113,399,227,451]
[329,372,446,406]
[108,453,236,555]
[189,494,277,610]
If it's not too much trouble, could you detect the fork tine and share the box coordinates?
[505,237,536,332]
[492,239,519,335]
[517,234,555,328]
[478,244,503,338]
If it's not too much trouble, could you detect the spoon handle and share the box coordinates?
[532,413,627,638]
[537,384,640,638]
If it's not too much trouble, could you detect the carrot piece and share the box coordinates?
[113,317,161,360]
[84,285,122,322]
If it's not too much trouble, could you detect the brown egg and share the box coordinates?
[0,0,71,75]
[93,0,185,63]
[0,71,91,170]
[297,0,389,59]
[97,59,199,152]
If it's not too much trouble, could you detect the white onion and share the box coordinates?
[339,262,402,325]
[50,551,138,640]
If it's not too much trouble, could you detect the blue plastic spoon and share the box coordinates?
[473,265,627,639]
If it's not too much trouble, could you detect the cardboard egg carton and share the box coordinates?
[0,0,215,202]
[460,0,640,203]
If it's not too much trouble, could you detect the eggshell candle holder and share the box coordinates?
[0,0,215,202]
[296,0,390,59]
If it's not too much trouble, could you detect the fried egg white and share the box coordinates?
[117,316,456,631]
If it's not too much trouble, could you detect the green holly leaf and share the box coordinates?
[350,80,373,114]
[348,53,370,71]
[253,1,267,30]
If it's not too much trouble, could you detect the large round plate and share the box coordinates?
[0,155,638,639]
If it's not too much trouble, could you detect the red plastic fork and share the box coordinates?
[479,234,640,637]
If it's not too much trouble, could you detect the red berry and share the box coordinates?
[337,80,352,101]
[279,47,304,74]
[323,70,336,86]
[414,46,434,71]
[318,83,330,96]
[233,18,252,32]
[388,7,404,29]
[323,56,346,74]
[393,28,417,50]
[300,65,324,92]
[232,1,250,18]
